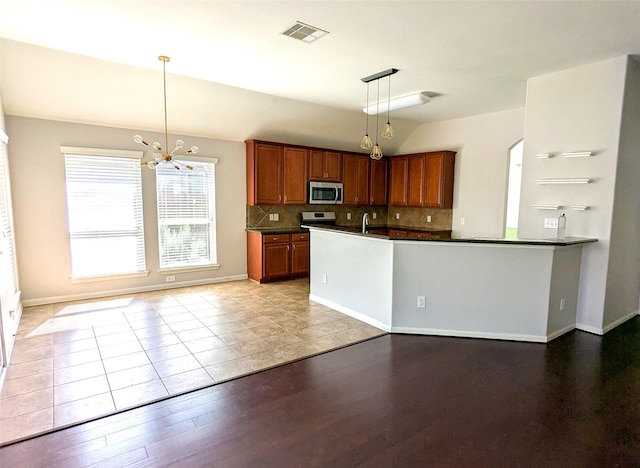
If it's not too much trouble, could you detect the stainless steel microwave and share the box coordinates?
[308,181,343,204]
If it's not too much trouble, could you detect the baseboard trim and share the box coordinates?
[22,274,249,307]
[391,326,550,343]
[309,294,391,332]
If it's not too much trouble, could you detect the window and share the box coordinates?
[0,130,19,302]
[62,147,146,279]
[505,140,524,239]
[156,158,218,270]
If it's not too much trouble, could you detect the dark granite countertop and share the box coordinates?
[302,223,598,246]
[246,227,309,234]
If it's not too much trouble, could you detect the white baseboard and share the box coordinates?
[309,294,391,332]
[390,326,550,343]
[545,323,576,342]
[602,310,639,333]
[22,274,249,307]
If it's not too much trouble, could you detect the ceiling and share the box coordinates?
[1,1,640,153]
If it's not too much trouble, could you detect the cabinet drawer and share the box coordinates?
[291,233,309,242]
[263,234,291,244]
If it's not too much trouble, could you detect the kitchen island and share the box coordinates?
[304,224,597,343]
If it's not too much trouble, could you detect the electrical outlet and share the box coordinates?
[372,212,377,220]
[544,218,559,229]
[427,215,432,223]
[269,214,274,221]
[166,275,175,282]
[560,298,565,310]
[273,213,279,221]
[395,213,400,220]
[417,296,426,308]
[322,273,327,284]
[460,218,465,225]
[347,213,352,220]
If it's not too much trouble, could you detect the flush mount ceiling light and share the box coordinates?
[281,21,329,43]
[360,68,399,159]
[362,91,432,115]
[134,56,198,170]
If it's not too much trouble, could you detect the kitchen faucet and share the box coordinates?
[362,212,370,233]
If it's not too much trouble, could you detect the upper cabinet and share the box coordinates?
[388,151,455,209]
[369,158,388,206]
[425,151,455,209]
[246,140,308,206]
[342,153,370,206]
[388,156,409,206]
[309,150,342,182]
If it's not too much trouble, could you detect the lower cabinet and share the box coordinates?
[247,231,310,283]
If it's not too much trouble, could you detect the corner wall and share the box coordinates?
[604,57,640,328]
[519,56,628,332]
[7,116,247,303]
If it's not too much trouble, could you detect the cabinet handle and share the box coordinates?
[287,245,290,251]
[279,195,282,202]
[272,237,278,241]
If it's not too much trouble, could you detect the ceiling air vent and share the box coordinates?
[281,21,329,43]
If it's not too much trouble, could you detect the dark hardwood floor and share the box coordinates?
[2,317,640,467]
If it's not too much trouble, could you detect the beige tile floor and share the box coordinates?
[0,278,384,445]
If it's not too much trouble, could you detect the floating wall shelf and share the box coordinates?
[562,151,593,158]
[571,205,590,211]
[536,153,552,159]
[533,204,561,210]
[535,178,591,184]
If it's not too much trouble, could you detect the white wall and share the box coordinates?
[605,57,640,328]
[398,108,525,237]
[519,56,628,332]
[6,116,247,303]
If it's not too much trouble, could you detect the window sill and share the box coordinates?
[70,270,150,284]
[158,264,221,275]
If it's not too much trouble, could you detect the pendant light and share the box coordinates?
[360,68,398,160]
[370,79,383,160]
[360,82,373,150]
[381,76,394,139]
[134,56,198,171]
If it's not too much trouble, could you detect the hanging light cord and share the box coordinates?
[162,57,169,155]
[364,83,370,136]
[375,80,380,143]
[386,76,391,125]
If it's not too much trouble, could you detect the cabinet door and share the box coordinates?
[263,243,290,278]
[342,154,358,205]
[324,151,342,181]
[389,156,408,206]
[283,147,308,204]
[255,143,283,205]
[291,241,310,274]
[407,154,426,207]
[355,156,370,206]
[309,150,325,180]
[369,158,387,206]
[425,152,455,209]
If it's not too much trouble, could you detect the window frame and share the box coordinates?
[155,156,219,274]
[61,146,149,282]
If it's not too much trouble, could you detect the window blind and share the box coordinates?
[63,150,146,279]
[156,159,217,269]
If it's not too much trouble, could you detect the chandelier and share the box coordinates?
[134,56,198,170]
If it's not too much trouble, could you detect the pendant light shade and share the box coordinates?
[381,76,394,139]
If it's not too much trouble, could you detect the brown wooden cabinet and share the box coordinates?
[388,151,455,208]
[246,141,308,206]
[309,150,342,181]
[425,151,455,209]
[388,156,409,206]
[291,233,310,274]
[369,158,388,206]
[342,153,370,206]
[247,231,310,283]
[407,154,426,207]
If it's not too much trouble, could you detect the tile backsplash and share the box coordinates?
[247,205,452,231]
